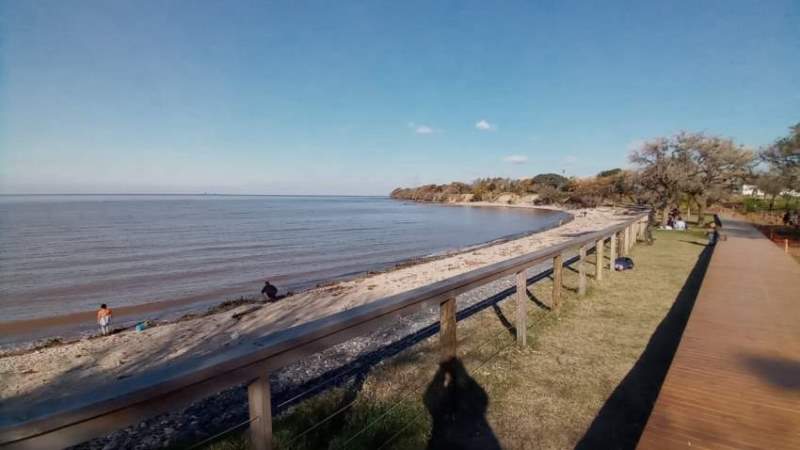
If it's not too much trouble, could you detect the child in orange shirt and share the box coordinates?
[97,304,112,335]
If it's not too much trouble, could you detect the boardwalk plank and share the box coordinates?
[637,217,800,450]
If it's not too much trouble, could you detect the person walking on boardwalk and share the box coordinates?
[97,304,113,335]
[707,223,718,245]
[261,281,278,302]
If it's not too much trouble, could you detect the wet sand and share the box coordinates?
[0,204,569,346]
[0,289,231,342]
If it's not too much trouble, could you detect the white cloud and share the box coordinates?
[408,122,436,135]
[475,119,497,131]
[503,154,528,164]
[564,155,577,164]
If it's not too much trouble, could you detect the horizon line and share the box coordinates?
[0,193,390,198]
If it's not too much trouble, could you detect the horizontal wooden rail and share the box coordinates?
[0,212,649,450]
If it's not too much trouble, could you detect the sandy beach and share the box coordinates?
[0,205,632,424]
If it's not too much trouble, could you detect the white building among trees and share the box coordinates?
[741,184,765,197]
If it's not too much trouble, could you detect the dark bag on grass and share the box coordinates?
[614,257,634,271]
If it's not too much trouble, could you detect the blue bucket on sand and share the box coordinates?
[135,322,147,332]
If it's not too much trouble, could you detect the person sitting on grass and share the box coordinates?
[261,281,279,302]
[666,216,675,229]
[97,304,112,336]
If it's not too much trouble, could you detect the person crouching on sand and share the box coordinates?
[97,304,113,335]
[261,281,278,302]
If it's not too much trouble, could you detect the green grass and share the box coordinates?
[739,196,800,213]
[198,228,708,450]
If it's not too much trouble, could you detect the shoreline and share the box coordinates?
[0,202,571,350]
[0,204,634,442]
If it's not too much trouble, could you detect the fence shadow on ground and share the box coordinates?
[574,243,713,450]
[272,260,573,416]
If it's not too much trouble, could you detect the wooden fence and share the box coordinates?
[0,212,649,450]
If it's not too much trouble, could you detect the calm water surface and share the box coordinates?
[0,195,568,323]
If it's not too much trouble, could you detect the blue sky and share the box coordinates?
[1,0,798,195]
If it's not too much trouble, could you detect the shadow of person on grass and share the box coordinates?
[423,358,500,450]
[574,244,713,450]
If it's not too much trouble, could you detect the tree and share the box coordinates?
[755,171,785,211]
[516,178,537,194]
[566,177,613,207]
[629,138,689,224]
[533,185,567,205]
[761,122,800,192]
[676,132,754,222]
[629,133,753,223]
[442,182,471,196]
[609,170,637,205]
[568,173,636,207]
[597,168,622,178]
[532,173,569,189]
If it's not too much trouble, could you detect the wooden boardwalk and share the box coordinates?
[637,217,800,449]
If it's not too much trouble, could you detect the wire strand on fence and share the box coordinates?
[284,257,586,449]
[283,274,534,446]
[335,302,528,449]
[284,396,359,445]
[284,316,516,448]
[358,336,513,450]
[374,407,426,450]
[276,362,366,410]
[185,415,259,450]
[275,271,546,414]
[364,277,577,450]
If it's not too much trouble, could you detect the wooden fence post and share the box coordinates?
[515,270,527,346]
[440,298,457,362]
[578,245,587,297]
[552,254,563,309]
[624,226,631,254]
[248,374,272,450]
[630,224,635,249]
[609,233,617,274]
[595,238,604,282]
[619,227,629,256]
